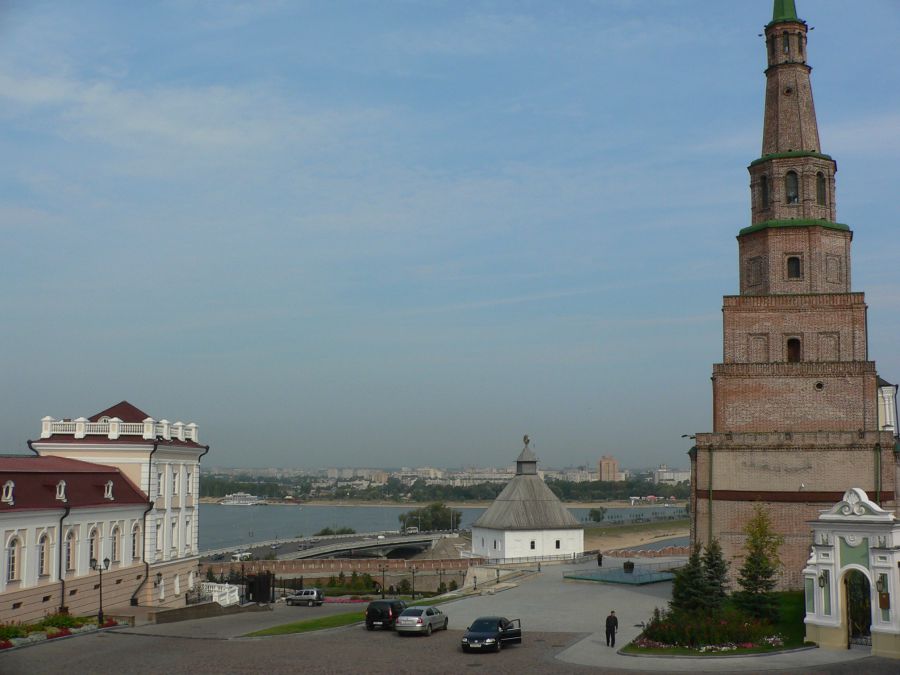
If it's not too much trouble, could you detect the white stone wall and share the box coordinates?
[1,504,146,592]
[472,526,583,559]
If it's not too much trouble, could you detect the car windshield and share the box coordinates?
[402,609,424,616]
[470,619,500,631]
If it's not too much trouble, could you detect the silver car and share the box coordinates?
[394,606,448,636]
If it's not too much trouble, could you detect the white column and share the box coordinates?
[159,420,171,440]
[143,417,156,440]
[108,417,121,440]
[185,423,198,442]
[74,417,87,439]
[41,416,55,438]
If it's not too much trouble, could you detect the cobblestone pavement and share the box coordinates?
[2,624,898,675]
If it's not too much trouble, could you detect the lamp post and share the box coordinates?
[378,563,388,599]
[90,557,111,625]
[473,575,477,591]
[410,565,417,600]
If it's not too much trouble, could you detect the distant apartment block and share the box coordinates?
[652,464,690,485]
[598,455,625,482]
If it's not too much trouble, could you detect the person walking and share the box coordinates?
[605,610,618,647]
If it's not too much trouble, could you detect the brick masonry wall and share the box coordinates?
[712,364,878,431]
[738,228,852,295]
[691,433,897,590]
[723,294,867,363]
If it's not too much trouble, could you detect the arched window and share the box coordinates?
[1,480,13,505]
[65,530,76,571]
[38,534,50,576]
[760,175,770,208]
[6,537,20,582]
[797,32,804,56]
[782,32,789,54]
[768,37,775,59]
[110,526,120,562]
[530,540,536,550]
[787,338,802,363]
[132,525,142,561]
[816,172,826,205]
[89,528,99,563]
[787,256,802,279]
[785,171,799,204]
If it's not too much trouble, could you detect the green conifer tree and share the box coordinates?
[734,505,783,620]
[702,538,729,610]
[670,545,709,613]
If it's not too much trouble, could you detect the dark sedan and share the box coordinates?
[460,616,522,652]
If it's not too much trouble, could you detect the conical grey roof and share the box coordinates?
[473,444,581,530]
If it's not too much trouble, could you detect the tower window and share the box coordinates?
[760,175,770,208]
[787,256,802,279]
[768,37,775,59]
[782,32,789,55]
[787,338,802,363]
[797,33,804,56]
[785,171,799,204]
[816,172,826,206]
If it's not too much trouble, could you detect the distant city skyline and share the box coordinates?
[3,2,899,469]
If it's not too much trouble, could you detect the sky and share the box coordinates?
[2,1,899,470]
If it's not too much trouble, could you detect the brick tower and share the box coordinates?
[690,0,898,590]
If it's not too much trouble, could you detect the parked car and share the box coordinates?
[286,589,324,606]
[365,599,407,630]
[395,606,448,636]
[461,616,522,652]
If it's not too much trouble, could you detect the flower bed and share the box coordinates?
[0,614,124,651]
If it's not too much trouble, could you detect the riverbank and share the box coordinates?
[199,497,686,509]
[584,519,690,553]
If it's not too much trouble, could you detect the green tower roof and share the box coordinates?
[771,0,800,25]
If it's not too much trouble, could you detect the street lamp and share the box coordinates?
[378,563,388,599]
[410,565,417,600]
[473,575,477,591]
[90,557,111,625]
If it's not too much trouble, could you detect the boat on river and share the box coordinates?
[220,492,263,506]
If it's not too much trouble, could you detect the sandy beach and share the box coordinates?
[584,522,689,552]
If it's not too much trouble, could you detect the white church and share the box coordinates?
[471,437,583,560]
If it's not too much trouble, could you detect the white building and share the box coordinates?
[803,488,900,658]
[652,464,691,485]
[29,401,209,609]
[471,439,583,560]
[0,456,153,624]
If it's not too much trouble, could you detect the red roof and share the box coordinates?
[89,400,151,423]
[0,456,149,511]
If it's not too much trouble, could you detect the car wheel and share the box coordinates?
[308,600,314,607]
[496,641,502,652]
[366,624,374,631]
[425,624,432,636]
[444,619,449,631]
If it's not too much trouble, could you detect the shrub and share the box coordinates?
[46,627,72,639]
[642,607,771,648]
[39,613,82,629]
[0,639,12,650]
[0,624,25,640]
[448,580,458,591]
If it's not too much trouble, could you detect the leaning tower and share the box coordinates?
[690,0,897,590]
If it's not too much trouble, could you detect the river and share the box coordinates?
[198,503,687,551]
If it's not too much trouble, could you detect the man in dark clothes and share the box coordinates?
[605,610,618,647]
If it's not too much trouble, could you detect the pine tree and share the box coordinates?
[734,505,783,620]
[670,545,710,613]
[702,538,729,610]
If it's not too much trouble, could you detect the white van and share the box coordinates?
[231,551,253,561]
[404,527,419,534]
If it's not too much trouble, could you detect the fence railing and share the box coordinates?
[200,582,240,607]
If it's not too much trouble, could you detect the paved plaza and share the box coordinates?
[2,562,897,674]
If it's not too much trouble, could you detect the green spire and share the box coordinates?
[772,0,799,23]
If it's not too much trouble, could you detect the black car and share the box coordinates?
[461,616,522,652]
[365,599,407,630]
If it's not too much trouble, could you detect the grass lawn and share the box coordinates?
[244,611,364,637]
[622,591,809,656]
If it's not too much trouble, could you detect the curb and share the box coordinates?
[617,644,819,659]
